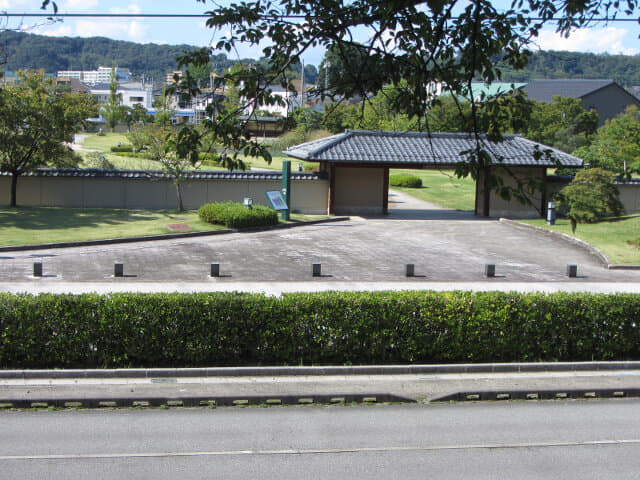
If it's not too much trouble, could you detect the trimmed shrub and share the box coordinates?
[110,145,134,153]
[1,292,640,368]
[389,173,423,188]
[198,201,278,229]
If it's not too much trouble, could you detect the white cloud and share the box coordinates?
[109,4,142,14]
[537,27,640,55]
[32,18,149,42]
[0,0,32,9]
[37,24,74,36]
[73,19,148,40]
[60,0,99,9]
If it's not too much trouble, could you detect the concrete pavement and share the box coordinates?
[1,190,639,286]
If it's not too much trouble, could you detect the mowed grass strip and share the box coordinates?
[522,215,640,265]
[0,207,222,247]
[390,169,476,211]
[0,207,327,247]
[77,133,307,172]
[79,132,130,151]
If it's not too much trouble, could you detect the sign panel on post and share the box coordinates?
[265,190,289,211]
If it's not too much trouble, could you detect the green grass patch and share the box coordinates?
[390,169,475,211]
[244,154,319,172]
[0,207,328,247]
[0,207,222,247]
[79,133,130,151]
[522,215,640,265]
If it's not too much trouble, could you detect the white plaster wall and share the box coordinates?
[0,175,329,214]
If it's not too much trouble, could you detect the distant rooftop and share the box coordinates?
[523,79,616,103]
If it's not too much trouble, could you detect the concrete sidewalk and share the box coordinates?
[2,364,640,408]
[2,281,640,295]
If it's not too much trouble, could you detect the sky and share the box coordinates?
[2,0,640,67]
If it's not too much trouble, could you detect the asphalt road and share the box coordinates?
[2,400,640,479]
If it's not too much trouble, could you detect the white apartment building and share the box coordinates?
[57,66,131,85]
[89,82,153,110]
[245,85,302,117]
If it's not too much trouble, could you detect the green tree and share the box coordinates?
[526,96,598,153]
[101,67,125,132]
[292,107,323,132]
[153,86,175,128]
[0,71,97,206]
[130,103,151,125]
[321,102,360,133]
[360,83,420,131]
[574,106,640,178]
[557,168,624,233]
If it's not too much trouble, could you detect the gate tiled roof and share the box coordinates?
[285,130,583,167]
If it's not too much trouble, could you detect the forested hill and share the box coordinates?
[2,30,640,87]
[0,31,244,83]
[500,50,640,86]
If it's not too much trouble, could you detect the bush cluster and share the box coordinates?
[1,292,639,369]
[198,201,278,229]
[110,145,134,153]
[389,173,423,188]
[557,168,624,232]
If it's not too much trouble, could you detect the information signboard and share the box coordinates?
[265,190,289,211]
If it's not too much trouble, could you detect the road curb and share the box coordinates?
[2,362,640,380]
[432,388,640,402]
[0,393,413,409]
[0,217,350,253]
[499,218,611,266]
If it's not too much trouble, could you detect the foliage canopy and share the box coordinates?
[0,71,97,206]
[557,168,624,232]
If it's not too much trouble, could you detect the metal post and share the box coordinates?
[210,263,220,277]
[114,262,124,277]
[547,201,556,225]
[485,264,496,278]
[312,263,322,277]
[33,262,43,277]
[282,160,291,221]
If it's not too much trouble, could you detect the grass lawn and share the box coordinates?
[0,207,221,247]
[521,215,640,265]
[390,169,476,211]
[79,132,130,151]
[243,154,318,172]
[76,133,309,172]
[0,207,329,247]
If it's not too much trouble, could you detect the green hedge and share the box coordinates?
[110,145,134,153]
[389,173,422,188]
[1,292,639,368]
[198,201,278,229]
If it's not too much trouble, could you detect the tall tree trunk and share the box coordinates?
[176,182,184,212]
[10,173,19,207]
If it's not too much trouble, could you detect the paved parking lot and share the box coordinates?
[1,191,638,287]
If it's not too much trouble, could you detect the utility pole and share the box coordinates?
[300,59,305,108]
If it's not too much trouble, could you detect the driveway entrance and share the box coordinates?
[386,190,477,220]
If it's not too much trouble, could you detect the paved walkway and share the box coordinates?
[1,190,639,288]
[2,368,639,405]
